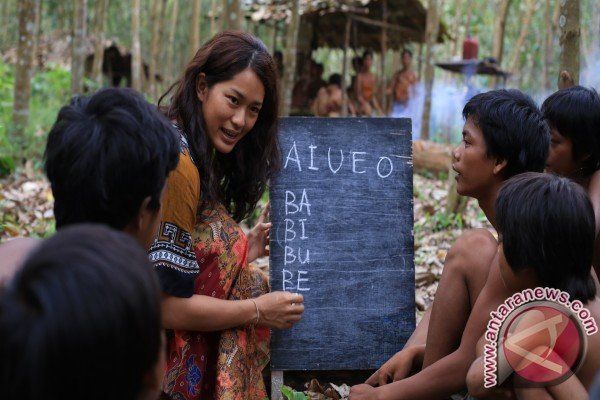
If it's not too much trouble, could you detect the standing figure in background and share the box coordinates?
[355,50,384,116]
[389,49,418,117]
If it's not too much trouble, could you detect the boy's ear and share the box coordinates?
[196,73,207,102]
[493,158,508,176]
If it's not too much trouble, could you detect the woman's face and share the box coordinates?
[452,117,502,198]
[545,128,579,177]
[198,67,265,154]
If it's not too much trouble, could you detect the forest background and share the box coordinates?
[0,0,598,318]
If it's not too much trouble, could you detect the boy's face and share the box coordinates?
[545,128,579,177]
[452,117,500,198]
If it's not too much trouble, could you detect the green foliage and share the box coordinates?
[0,61,71,166]
[281,386,309,400]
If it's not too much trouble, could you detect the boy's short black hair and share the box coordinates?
[0,224,162,399]
[44,87,180,230]
[542,86,600,174]
[495,172,596,302]
[329,73,342,87]
[402,49,413,57]
[463,89,550,178]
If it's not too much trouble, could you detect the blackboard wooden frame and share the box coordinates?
[268,117,415,395]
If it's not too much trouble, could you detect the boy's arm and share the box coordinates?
[362,259,508,400]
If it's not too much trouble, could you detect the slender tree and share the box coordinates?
[542,0,553,91]
[210,0,218,36]
[420,0,442,141]
[281,0,300,116]
[166,0,180,82]
[131,0,142,92]
[449,0,463,57]
[222,0,242,31]
[148,0,165,99]
[92,0,110,86]
[507,0,536,73]
[558,0,580,89]
[71,0,88,95]
[31,0,43,71]
[190,0,201,58]
[11,0,39,155]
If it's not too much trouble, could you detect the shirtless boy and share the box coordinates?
[356,89,550,397]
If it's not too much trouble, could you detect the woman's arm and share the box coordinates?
[162,290,304,331]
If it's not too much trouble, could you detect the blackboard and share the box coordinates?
[269,117,415,371]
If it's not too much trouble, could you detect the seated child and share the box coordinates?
[543,85,600,277]
[466,172,600,398]
[0,224,165,400]
[364,89,551,388]
[0,87,180,287]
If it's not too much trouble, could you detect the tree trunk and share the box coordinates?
[281,0,300,117]
[558,0,580,89]
[31,0,43,70]
[11,0,39,155]
[190,0,201,58]
[131,0,142,92]
[490,0,512,87]
[222,0,242,31]
[420,0,442,141]
[166,0,179,83]
[71,0,87,95]
[507,0,536,73]
[341,17,351,117]
[210,0,217,36]
[380,0,389,112]
[542,0,552,91]
[92,0,110,86]
[491,0,512,65]
[148,0,165,99]
[450,0,463,57]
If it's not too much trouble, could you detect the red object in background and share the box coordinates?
[462,36,479,60]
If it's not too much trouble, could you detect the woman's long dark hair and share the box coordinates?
[159,31,281,222]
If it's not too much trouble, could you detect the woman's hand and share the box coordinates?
[254,291,304,329]
[365,344,425,386]
[247,203,271,263]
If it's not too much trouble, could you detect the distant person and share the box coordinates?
[355,50,384,116]
[0,224,165,400]
[307,62,327,104]
[312,73,344,117]
[389,49,418,117]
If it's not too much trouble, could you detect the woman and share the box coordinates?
[152,31,305,400]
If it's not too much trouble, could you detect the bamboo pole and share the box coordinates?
[341,16,351,117]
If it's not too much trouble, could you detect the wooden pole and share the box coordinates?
[280,0,300,116]
[380,0,388,113]
[341,16,351,117]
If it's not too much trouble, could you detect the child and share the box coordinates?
[359,90,551,396]
[543,86,600,277]
[466,173,600,398]
[0,224,165,400]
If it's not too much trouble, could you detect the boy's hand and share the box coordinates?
[366,345,424,386]
[349,384,380,400]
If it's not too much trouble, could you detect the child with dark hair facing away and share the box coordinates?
[0,87,181,288]
[466,173,600,399]
[0,224,165,400]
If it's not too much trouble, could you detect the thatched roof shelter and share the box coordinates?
[302,0,448,51]
[250,0,448,52]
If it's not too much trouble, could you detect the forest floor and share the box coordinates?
[0,167,493,319]
[0,168,493,399]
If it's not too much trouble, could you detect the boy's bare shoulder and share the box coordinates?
[447,228,498,262]
[0,237,39,288]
